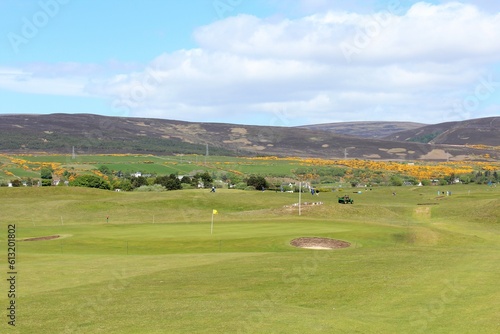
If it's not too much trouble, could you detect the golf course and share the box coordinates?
[1,182,499,333]
[1,0,499,331]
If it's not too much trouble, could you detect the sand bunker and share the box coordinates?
[290,237,351,250]
[21,235,60,241]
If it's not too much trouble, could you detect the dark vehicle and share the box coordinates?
[338,195,353,204]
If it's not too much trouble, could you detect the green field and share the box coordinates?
[1,155,308,183]
[0,184,499,333]
[2,154,498,190]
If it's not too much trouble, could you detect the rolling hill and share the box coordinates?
[0,113,498,160]
[384,117,500,146]
[297,121,426,139]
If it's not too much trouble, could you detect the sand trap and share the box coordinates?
[21,235,60,241]
[290,237,351,250]
[19,234,72,242]
[302,246,334,250]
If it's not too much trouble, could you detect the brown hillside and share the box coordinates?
[0,114,497,161]
[384,117,500,146]
[297,121,426,139]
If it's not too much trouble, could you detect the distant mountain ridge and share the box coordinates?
[297,121,426,139]
[384,117,500,146]
[0,113,498,161]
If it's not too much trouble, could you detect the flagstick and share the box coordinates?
[298,181,302,216]
[211,212,214,235]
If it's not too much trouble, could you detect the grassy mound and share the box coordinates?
[0,185,499,333]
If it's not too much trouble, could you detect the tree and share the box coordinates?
[69,175,110,190]
[459,174,471,184]
[180,176,191,184]
[199,172,213,187]
[473,171,486,184]
[41,180,52,187]
[98,165,111,176]
[40,167,53,180]
[444,173,455,185]
[191,171,213,188]
[421,179,431,186]
[154,174,182,190]
[390,175,403,186]
[25,177,34,187]
[10,179,22,187]
[246,175,268,190]
[114,179,132,191]
[131,176,148,188]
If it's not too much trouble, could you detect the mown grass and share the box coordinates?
[0,184,498,333]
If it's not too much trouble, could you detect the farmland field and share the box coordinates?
[1,154,499,188]
[0,154,310,184]
[0,183,499,333]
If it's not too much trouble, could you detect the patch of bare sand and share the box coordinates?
[290,237,350,250]
[19,234,72,242]
[419,149,452,160]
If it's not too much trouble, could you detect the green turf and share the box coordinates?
[0,185,499,333]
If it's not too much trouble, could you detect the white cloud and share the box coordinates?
[0,61,142,97]
[2,2,499,125]
[267,0,378,15]
[0,66,88,96]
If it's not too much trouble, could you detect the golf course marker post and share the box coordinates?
[211,209,218,235]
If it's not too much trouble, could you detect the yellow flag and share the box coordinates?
[213,209,218,215]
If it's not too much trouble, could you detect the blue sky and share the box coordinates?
[1,0,499,126]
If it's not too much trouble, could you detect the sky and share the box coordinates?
[0,0,499,126]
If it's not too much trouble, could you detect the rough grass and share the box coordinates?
[0,185,499,333]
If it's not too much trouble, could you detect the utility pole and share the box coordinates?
[205,143,208,165]
[298,181,302,216]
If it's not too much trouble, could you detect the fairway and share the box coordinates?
[1,185,499,333]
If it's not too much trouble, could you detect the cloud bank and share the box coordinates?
[4,2,500,125]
